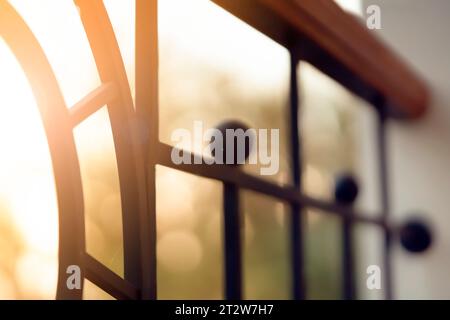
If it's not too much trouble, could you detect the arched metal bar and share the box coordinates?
[0,1,86,300]
[75,0,153,298]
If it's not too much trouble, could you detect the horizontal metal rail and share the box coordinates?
[156,142,387,228]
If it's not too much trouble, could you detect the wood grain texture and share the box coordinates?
[213,0,429,119]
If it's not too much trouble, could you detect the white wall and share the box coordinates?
[359,0,450,299]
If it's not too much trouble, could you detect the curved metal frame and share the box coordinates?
[0,0,151,299]
[0,1,85,300]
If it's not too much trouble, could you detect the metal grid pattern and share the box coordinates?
[0,0,408,300]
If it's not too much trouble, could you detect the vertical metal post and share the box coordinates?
[136,0,158,299]
[376,102,393,300]
[288,51,305,300]
[342,214,355,299]
[223,183,242,300]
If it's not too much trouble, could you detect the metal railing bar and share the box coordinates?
[156,142,387,228]
[84,254,139,300]
[69,82,118,127]
[288,52,305,300]
[342,214,355,299]
[223,183,242,299]
[305,196,386,227]
[376,104,393,300]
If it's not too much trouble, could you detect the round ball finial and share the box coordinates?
[334,174,359,205]
[210,120,253,165]
[399,219,432,253]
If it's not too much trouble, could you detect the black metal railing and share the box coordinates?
[0,0,432,300]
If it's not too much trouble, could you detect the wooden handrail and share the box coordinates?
[213,0,429,120]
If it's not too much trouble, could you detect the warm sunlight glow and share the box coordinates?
[334,0,362,16]
[159,0,288,94]
[9,0,100,107]
[0,37,58,299]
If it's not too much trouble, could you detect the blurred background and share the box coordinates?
[0,0,440,299]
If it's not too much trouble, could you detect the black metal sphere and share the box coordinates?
[400,220,432,253]
[210,120,253,165]
[334,175,359,205]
